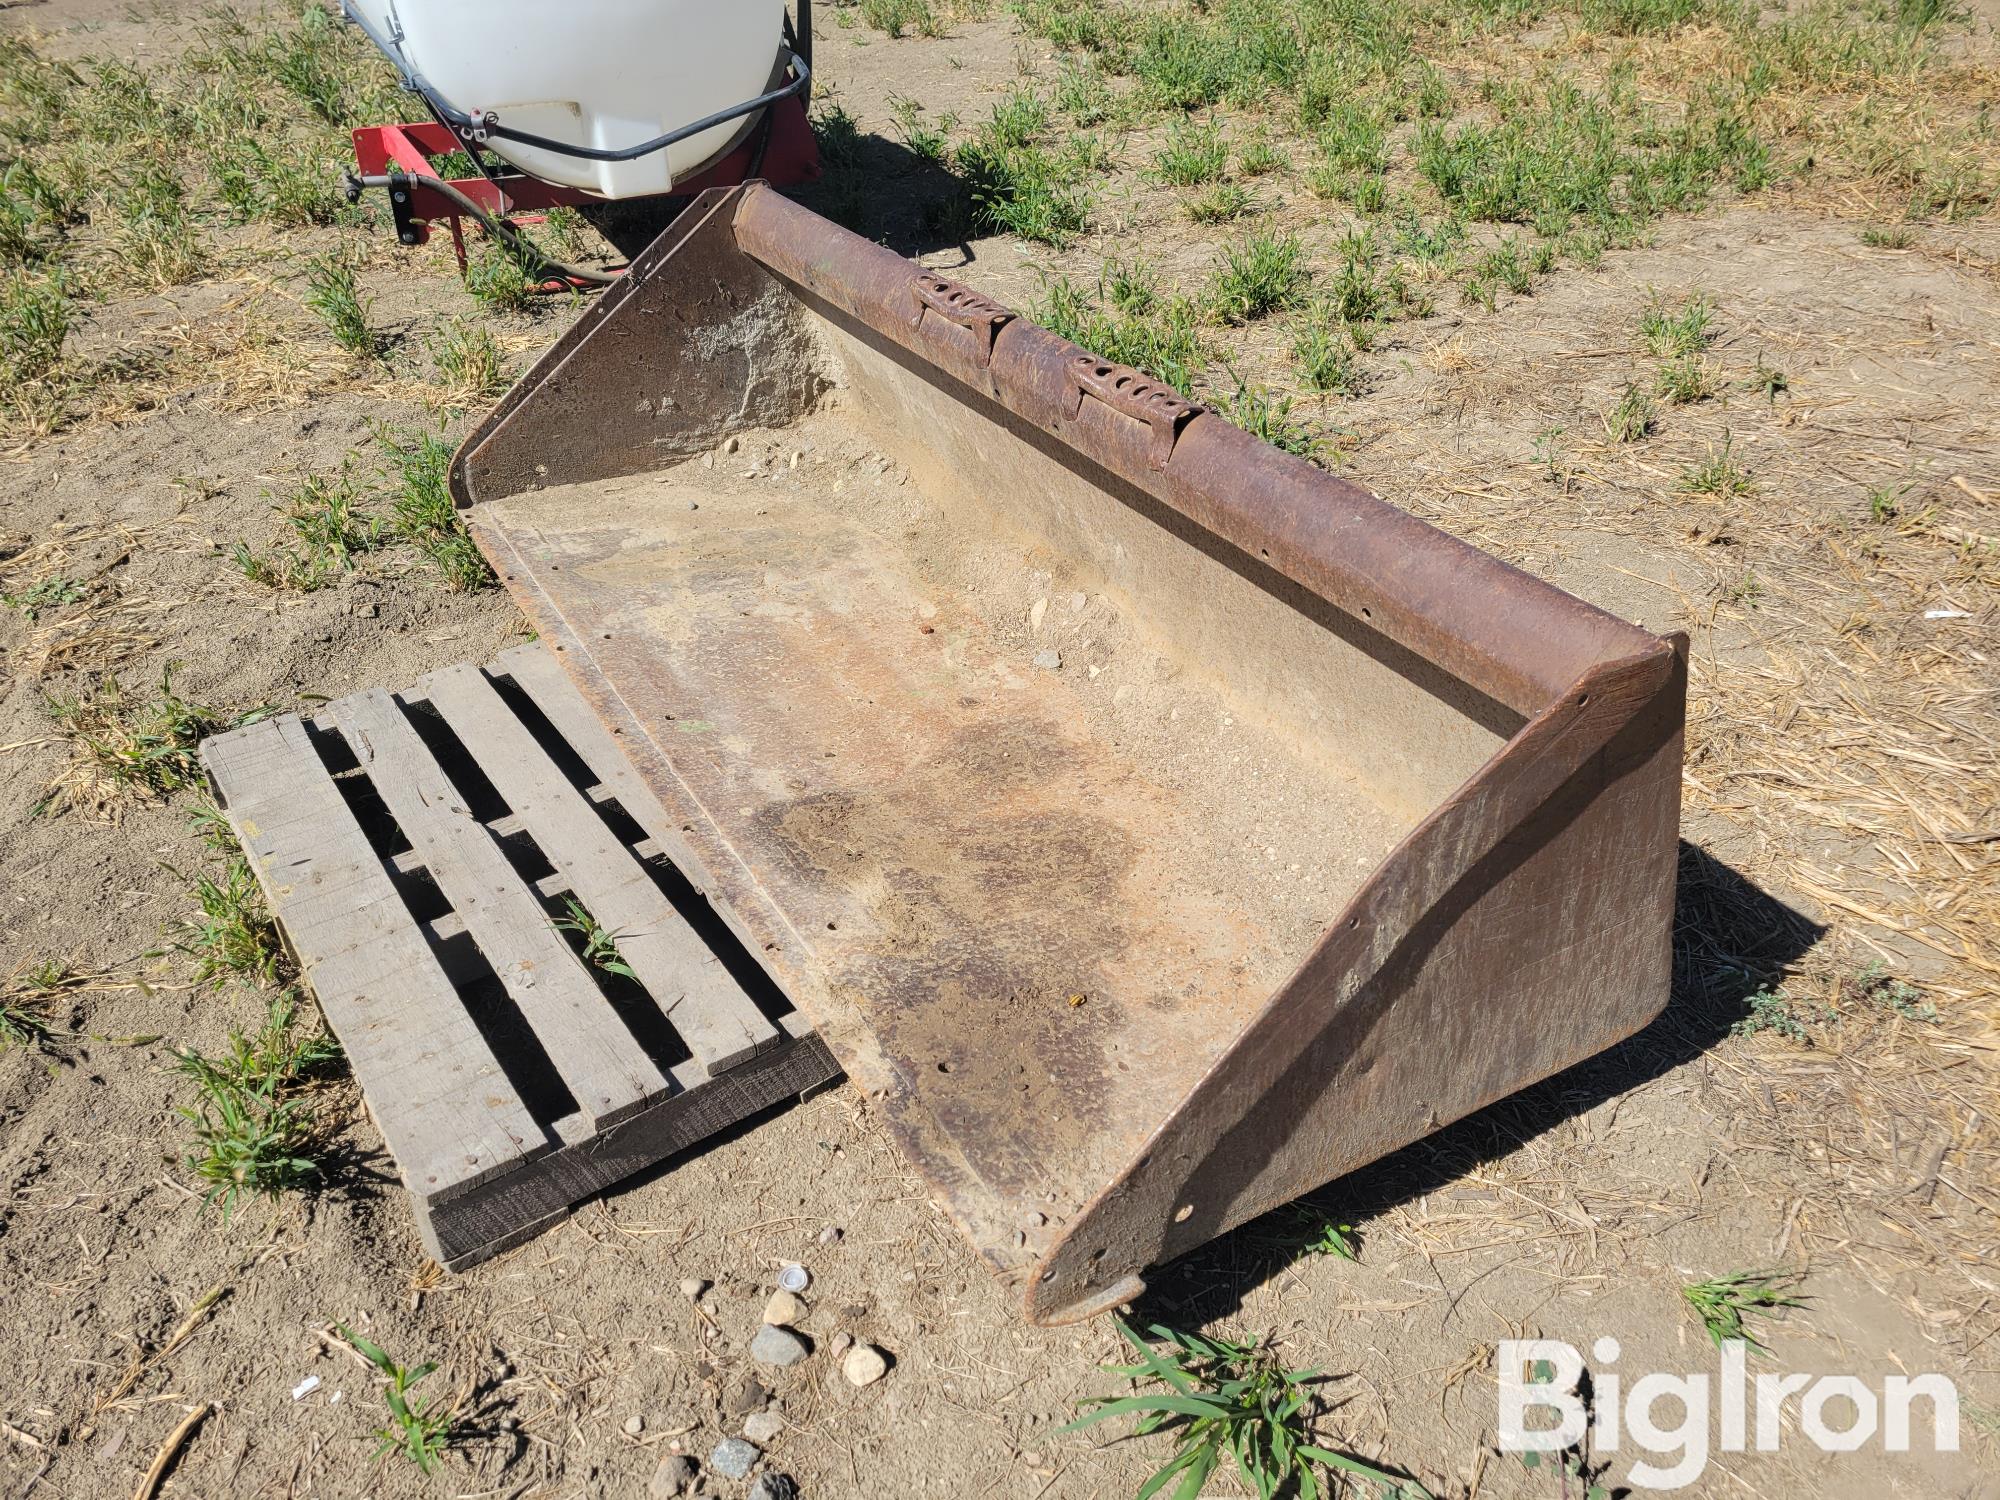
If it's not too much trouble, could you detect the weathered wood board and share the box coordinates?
[201,648,842,1269]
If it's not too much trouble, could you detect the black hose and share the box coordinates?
[355,171,621,287]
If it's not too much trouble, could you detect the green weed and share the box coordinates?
[1156,116,1228,186]
[117,163,206,289]
[552,896,639,982]
[426,317,509,408]
[1866,478,1912,522]
[177,857,285,987]
[1220,375,1319,458]
[1290,307,1364,396]
[1731,986,1818,1042]
[1848,961,1938,1022]
[861,0,945,39]
[233,470,383,591]
[1640,292,1715,358]
[1678,431,1754,496]
[1683,1271,1805,1350]
[2,573,85,619]
[1186,181,1253,223]
[1061,1319,1430,1500]
[303,253,376,359]
[377,427,492,591]
[463,243,535,313]
[958,91,1092,247]
[1238,133,1289,177]
[1053,56,1114,125]
[1860,224,1914,248]
[43,666,249,812]
[341,1326,456,1472]
[1655,351,1717,405]
[1210,231,1306,324]
[175,992,341,1214]
[889,95,951,164]
[1034,262,1205,395]
[1605,382,1657,442]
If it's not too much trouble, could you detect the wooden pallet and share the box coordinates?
[200,644,842,1269]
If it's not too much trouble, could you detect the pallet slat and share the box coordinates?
[203,716,542,1202]
[496,643,711,879]
[418,662,778,1076]
[329,689,670,1131]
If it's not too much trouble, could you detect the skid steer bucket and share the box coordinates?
[449,184,1686,1324]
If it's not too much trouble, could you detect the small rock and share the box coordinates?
[789,450,802,469]
[843,1344,889,1387]
[1021,1449,1045,1468]
[749,1324,810,1368]
[777,1263,811,1293]
[623,1414,645,1437]
[830,1331,853,1358]
[723,435,740,455]
[709,1436,760,1481]
[1069,591,1087,612]
[817,1225,842,1245]
[648,1453,695,1499]
[763,1290,802,1326]
[722,1373,769,1417]
[748,1474,798,1500]
[1029,596,1048,633]
[742,1408,784,1444]
[1032,649,1062,671]
[679,1277,707,1300]
[688,500,699,511]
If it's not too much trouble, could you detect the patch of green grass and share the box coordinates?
[0,960,81,1051]
[1156,116,1228,186]
[463,242,536,313]
[1053,56,1114,125]
[1678,431,1754,496]
[1860,223,1915,248]
[1655,351,1717,405]
[177,856,285,988]
[1060,1319,1430,1500]
[1604,382,1657,442]
[861,0,946,39]
[303,253,376,359]
[426,317,509,408]
[957,90,1093,247]
[1220,374,1319,458]
[43,666,249,812]
[1209,231,1306,324]
[1034,260,1206,395]
[1640,291,1715,358]
[2,572,85,619]
[1186,181,1253,223]
[341,1326,457,1473]
[1289,306,1364,397]
[176,991,340,1214]
[117,162,206,289]
[233,469,383,591]
[378,427,492,591]
[889,94,952,164]
[1238,132,1288,177]
[1682,1270,1805,1350]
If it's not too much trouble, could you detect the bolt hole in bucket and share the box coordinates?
[450,186,1687,1323]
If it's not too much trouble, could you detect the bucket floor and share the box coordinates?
[477,422,1412,1251]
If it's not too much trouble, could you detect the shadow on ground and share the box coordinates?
[1132,840,1824,1328]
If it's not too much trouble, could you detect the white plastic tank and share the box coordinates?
[344,0,789,199]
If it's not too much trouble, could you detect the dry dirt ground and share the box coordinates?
[2,2,1997,1499]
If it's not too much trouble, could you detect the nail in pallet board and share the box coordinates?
[200,643,843,1268]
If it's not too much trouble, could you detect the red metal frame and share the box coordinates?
[350,95,820,288]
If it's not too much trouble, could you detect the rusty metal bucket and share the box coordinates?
[449,184,1686,1324]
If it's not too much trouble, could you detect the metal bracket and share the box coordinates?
[909,272,1013,368]
[385,169,423,246]
[1062,354,1202,470]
